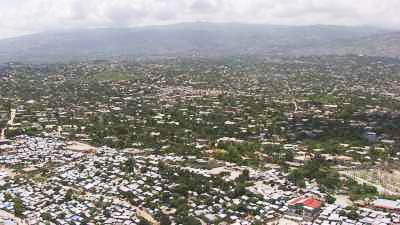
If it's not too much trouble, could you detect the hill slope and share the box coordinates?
[0,23,396,63]
[347,32,400,57]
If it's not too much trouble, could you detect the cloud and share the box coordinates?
[190,0,219,13]
[104,3,148,26]
[0,0,400,39]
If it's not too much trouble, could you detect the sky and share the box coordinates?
[0,0,400,39]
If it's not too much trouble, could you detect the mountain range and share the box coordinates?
[0,22,399,63]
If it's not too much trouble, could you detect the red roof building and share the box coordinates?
[288,196,322,209]
[287,196,322,221]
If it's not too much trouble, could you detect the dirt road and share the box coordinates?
[1,108,16,139]
[0,209,28,225]
[7,109,16,126]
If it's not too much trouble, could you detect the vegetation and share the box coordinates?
[1,56,400,224]
[346,179,378,201]
[289,156,341,191]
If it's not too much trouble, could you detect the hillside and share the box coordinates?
[349,32,400,57]
[0,23,397,63]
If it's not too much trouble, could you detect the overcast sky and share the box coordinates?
[1,0,400,39]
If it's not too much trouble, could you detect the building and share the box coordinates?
[372,199,400,212]
[287,196,322,220]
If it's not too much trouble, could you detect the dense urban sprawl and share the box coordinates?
[0,55,400,224]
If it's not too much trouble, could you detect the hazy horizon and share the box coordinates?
[1,0,400,39]
[0,22,395,42]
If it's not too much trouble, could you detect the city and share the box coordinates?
[1,1,400,224]
[0,56,399,224]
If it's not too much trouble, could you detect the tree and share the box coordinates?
[253,220,263,225]
[13,196,25,218]
[65,189,74,201]
[288,169,306,188]
[347,208,360,220]
[326,194,336,204]
[232,183,247,198]
[347,179,378,200]
[160,213,172,225]
[138,217,151,225]
[95,196,105,208]
[181,216,201,225]
[4,192,13,201]
[123,158,136,174]
[41,212,52,221]
[289,158,340,191]
[238,169,250,182]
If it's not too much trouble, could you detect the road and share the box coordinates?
[292,100,298,113]
[0,129,5,140]
[1,108,16,139]
[0,209,28,225]
[7,109,16,126]
[112,198,159,225]
[57,126,62,137]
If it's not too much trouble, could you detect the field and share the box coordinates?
[344,168,400,195]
